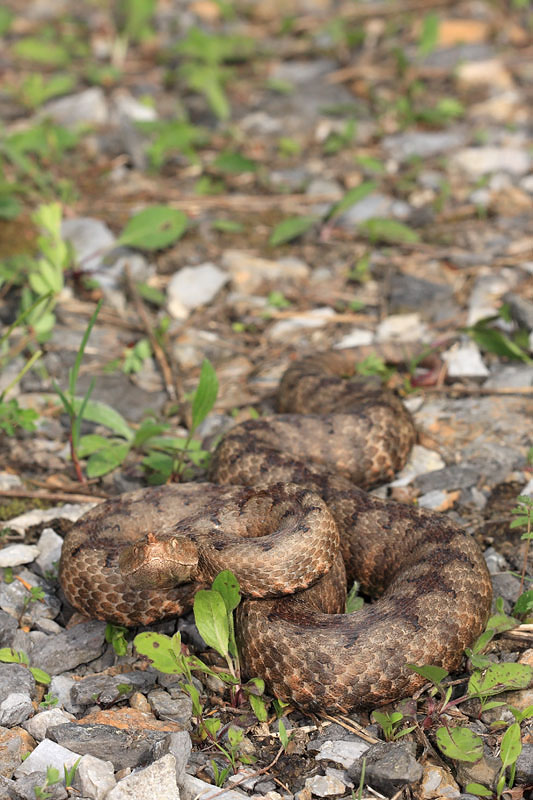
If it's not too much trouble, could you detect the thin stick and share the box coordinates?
[0,489,107,503]
[320,713,379,744]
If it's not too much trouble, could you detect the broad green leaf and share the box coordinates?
[328,181,377,220]
[278,718,289,749]
[269,215,316,246]
[132,420,169,447]
[407,663,449,685]
[514,590,533,617]
[500,722,521,768]
[359,218,420,244]
[249,692,268,722]
[78,434,113,457]
[191,360,219,432]
[118,206,188,251]
[134,632,183,674]
[73,398,133,440]
[465,783,492,797]
[135,282,166,307]
[212,570,241,613]
[14,38,70,67]
[212,219,245,233]
[0,7,13,35]
[0,648,26,663]
[30,667,51,685]
[418,12,439,56]
[193,589,229,658]
[86,443,130,478]
[467,325,531,363]
[213,151,257,173]
[468,662,533,698]
[436,726,483,762]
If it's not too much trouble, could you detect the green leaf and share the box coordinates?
[465,783,493,797]
[278,718,289,749]
[468,662,533,698]
[212,570,241,613]
[0,648,26,664]
[134,282,166,306]
[213,151,257,173]
[466,325,531,363]
[191,359,219,432]
[118,206,188,251]
[0,7,13,35]
[212,219,245,233]
[359,218,420,244]
[418,12,440,57]
[407,663,449,686]
[134,632,183,674]
[500,722,521,768]
[29,667,51,685]
[14,38,70,67]
[69,299,102,396]
[72,399,133,440]
[328,181,377,220]
[436,726,483,762]
[86,443,130,478]
[78,434,113,457]
[269,215,317,246]
[513,590,533,617]
[193,589,229,658]
[248,692,268,722]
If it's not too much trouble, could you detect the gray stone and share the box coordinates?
[32,621,106,675]
[267,308,336,341]
[0,664,35,704]
[167,263,229,319]
[0,545,39,568]
[516,742,533,782]
[0,775,16,798]
[41,87,108,128]
[14,739,81,778]
[484,365,533,389]
[10,770,68,800]
[107,753,178,799]
[414,465,480,494]
[2,504,93,536]
[314,739,370,769]
[337,193,393,226]
[71,672,157,706]
[388,273,454,317]
[0,693,33,727]
[73,753,116,800]
[23,709,75,742]
[376,313,428,343]
[47,722,172,771]
[167,730,192,782]
[49,676,84,715]
[443,341,489,378]
[35,529,63,578]
[491,573,521,611]
[147,688,192,725]
[348,742,422,795]
[0,611,18,647]
[384,129,466,160]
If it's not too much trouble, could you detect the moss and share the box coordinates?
[0,497,54,521]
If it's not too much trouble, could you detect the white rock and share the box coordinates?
[113,91,158,122]
[41,87,108,128]
[521,478,533,498]
[74,753,116,800]
[443,341,489,378]
[334,329,374,349]
[418,490,449,510]
[388,445,446,488]
[315,739,369,768]
[420,762,460,798]
[23,708,75,741]
[14,739,81,777]
[35,528,63,576]
[3,503,97,535]
[62,217,116,273]
[305,773,347,796]
[108,754,177,800]
[222,249,310,293]
[267,307,336,340]
[180,774,248,800]
[0,472,23,490]
[376,313,428,343]
[451,147,531,177]
[0,544,40,567]
[467,271,518,326]
[167,263,229,319]
[456,59,513,90]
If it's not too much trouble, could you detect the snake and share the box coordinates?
[59,352,492,713]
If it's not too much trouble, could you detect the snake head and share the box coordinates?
[118,532,199,589]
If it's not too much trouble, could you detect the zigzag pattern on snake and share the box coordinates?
[59,352,492,713]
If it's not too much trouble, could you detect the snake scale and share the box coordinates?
[59,352,492,713]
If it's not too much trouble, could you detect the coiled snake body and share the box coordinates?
[59,353,492,712]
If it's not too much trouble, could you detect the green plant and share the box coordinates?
[39,692,59,709]
[105,623,129,656]
[53,300,102,482]
[15,73,76,109]
[136,119,208,169]
[269,216,317,247]
[322,119,356,156]
[371,710,415,741]
[510,495,533,593]
[0,647,51,685]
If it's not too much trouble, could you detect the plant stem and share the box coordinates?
[69,431,85,483]
[520,514,531,595]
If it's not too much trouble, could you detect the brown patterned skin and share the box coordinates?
[59,350,492,713]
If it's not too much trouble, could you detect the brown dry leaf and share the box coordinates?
[190,0,221,21]
[437,18,490,46]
